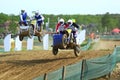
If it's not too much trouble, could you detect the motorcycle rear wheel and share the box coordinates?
[74,45,81,57]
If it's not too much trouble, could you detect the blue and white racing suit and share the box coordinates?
[20,12,27,26]
[35,14,44,30]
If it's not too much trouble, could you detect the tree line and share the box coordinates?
[0,12,120,34]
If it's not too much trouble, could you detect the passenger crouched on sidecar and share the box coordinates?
[55,18,67,34]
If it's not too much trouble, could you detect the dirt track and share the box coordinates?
[0,40,120,80]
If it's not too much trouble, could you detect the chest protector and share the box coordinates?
[58,24,65,31]
[68,25,76,31]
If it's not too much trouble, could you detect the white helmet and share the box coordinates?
[35,11,39,15]
[67,19,73,25]
[59,18,64,23]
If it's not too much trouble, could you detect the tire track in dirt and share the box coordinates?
[0,40,120,80]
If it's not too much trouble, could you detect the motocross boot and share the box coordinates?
[37,27,41,32]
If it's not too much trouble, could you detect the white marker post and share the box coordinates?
[27,37,34,50]
[15,36,22,51]
[43,34,49,50]
[4,34,11,52]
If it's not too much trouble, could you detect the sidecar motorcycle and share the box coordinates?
[52,29,81,57]
[18,20,43,42]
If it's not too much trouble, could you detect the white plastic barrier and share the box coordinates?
[15,36,22,51]
[27,36,34,50]
[4,34,11,52]
[76,30,86,45]
[43,34,49,50]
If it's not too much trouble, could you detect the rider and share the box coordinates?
[19,10,28,26]
[34,11,44,32]
[66,19,79,43]
[55,18,66,34]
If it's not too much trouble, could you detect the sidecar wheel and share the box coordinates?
[52,47,58,55]
[19,35,24,41]
[61,34,67,48]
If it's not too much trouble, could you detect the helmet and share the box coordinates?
[67,19,73,25]
[35,11,39,15]
[21,9,25,12]
[59,18,64,24]
[59,18,64,22]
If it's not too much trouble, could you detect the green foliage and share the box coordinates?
[9,14,19,21]
[9,21,18,34]
[101,12,120,32]
[88,42,95,50]
[0,13,9,24]
[0,27,5,33]
[80,40,88,47]
[43,14,102,31]
[0,13,120,34]
[8,14,19,34]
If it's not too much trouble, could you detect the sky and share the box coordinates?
[0,0,120,16]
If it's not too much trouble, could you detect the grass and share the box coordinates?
[88,42,95,50]
[80,40,88,47]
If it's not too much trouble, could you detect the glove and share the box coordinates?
[56,30,59,32]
